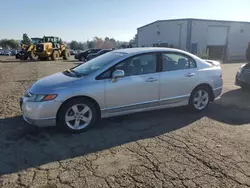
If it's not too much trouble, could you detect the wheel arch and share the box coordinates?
[56,95,101,122]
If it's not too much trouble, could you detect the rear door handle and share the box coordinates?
[185,73,195,77]
[146,77,158,82]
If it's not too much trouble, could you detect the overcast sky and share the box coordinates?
[1,0,250,42]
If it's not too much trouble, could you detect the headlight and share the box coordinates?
[26,94,57,102]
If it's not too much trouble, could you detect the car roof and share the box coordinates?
[114,47,199,59]
[100,49,112,51]
[115,47,186,54]
[89,48,101,50]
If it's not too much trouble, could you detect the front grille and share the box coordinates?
[36,44,44,52]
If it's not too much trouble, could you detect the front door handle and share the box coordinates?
[146,77,158,82]
[185,73,195,77]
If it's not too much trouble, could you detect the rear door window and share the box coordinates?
[162,53,196,71]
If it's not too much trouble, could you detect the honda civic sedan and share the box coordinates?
[20,48,223,133]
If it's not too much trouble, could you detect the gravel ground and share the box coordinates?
[0,57,250,188]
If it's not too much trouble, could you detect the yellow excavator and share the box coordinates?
[19,38,43,60]
[34,36,70,60]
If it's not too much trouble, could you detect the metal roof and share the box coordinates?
[137,18,250,30]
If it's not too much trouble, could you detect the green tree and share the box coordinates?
[87,40,95,49]
[0,39,9,48]
[0,39,19,49]
[70,40,78,50]
[22,33,32,45]
[69,41,86,50]
[129,34,137,47]
[76,42,85,50]
[7,39,19,49]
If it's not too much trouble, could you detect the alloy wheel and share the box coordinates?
[193,89,209,110]
[65,104,92,130]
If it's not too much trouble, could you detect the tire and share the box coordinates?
[79,56,85,62]
[51,51,59,60]
[57,98,98,133]
[22,55,28,60]
[62,50,70,60]
[20,55,25,60]
[189,86,211,112]
[29,51,36,60]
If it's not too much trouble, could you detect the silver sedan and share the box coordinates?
[20,48,223,133]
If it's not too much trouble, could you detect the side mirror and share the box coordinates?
[111,70,125,82]
[112,70,125,79]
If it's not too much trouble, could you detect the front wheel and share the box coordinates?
[29,51,37,60]
[57,98,98,133]
[189,87,211,111]
[62,50,70,60]
[79,56,85,62]
[51,51,59,60]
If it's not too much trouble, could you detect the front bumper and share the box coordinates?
[23,115,56,127]
[20,97,61,127]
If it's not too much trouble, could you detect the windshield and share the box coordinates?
[72,52,126,76]
[31,38,42,44]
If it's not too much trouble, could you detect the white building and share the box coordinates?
[137,18,250,60]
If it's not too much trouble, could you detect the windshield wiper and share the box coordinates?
[70,69,82,77]
[64,69,82,77]
[65,69,71,73]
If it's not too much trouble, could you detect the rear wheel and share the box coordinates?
[62,50,70,60]
[57,98,98,133]
[189,86,211,111]
[51,51,59,60]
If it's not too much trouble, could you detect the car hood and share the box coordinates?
[29,72,81,94]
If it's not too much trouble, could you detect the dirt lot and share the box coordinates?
[0,56,250,188]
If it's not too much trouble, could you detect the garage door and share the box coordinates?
[207,26,228,45]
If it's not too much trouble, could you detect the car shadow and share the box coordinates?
[0,59,39,63]
[0,60,26,63]
[0,89,249,175]
[0,59,76,63]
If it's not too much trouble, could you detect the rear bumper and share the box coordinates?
[213,86,223,99]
